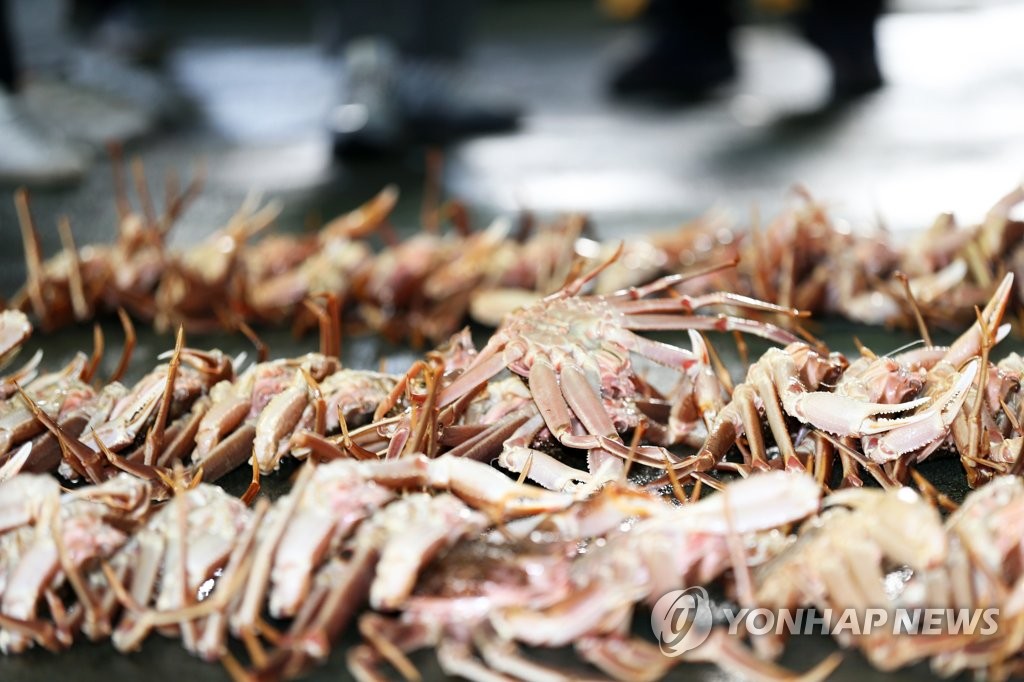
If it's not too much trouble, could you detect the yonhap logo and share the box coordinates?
[651,586,713,656]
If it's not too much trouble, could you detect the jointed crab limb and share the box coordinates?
[14,189,47,325]
[143,326,185,466]
[943,272,1013,369]
[15,383,106,484]
[110,308,136,384]
[56,216,89,322]
[621,313,800,346]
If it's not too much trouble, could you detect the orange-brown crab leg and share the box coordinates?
[143,326,185,466]
[15,383,107,483]
[57,215,90,322]
[110,308,136,384]
[14,188,47,325]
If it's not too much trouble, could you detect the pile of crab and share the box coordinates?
[10,156,1024,347]
[1,233,1024,682]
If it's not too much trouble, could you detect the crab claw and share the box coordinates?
[783,392,931,437]
[0,311,32,368]
[863,358,979,462]
[944,273,1013,367]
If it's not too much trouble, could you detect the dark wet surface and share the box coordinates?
[2,0,1024,679]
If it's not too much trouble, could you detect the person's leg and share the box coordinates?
[799,0,884,99]
[0,0,18,91]
[610,0,737,99]
[330,0,518,156]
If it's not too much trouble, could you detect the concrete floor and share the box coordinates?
[0,1,1022,679]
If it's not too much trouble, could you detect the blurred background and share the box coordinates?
[1,0,1023,299]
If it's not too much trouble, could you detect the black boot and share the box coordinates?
[609,1,736,101]
[799,1,884,101]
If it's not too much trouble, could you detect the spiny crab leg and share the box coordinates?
[93,430,175,495]
[614,291,805,318]
[82,324,105,385]
[622,312,801,346]
[444,411,531,462]
[553,241,624,299]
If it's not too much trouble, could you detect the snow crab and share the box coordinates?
[438,252,805,487]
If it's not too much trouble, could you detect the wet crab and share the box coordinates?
[438,252,806,488]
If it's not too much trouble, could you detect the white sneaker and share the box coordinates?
[329,38,403,154]
[19,76,154,147]
[65,48,190,126]
[0,87,87,186]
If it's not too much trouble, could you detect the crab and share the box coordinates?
[437,252,806,488]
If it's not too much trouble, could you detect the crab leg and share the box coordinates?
[233,463,315,636]
[57,216,90,322]
[0,443,32,482]
[617,331,696,370]
[322,184,399,239]
[438,341,516,408]
[558,364,619,442]
[193,424,255,483]
[615,292,801,318]
[523,361,670,469]
[498,415,593,491]
[683,630,841,682]
[576,635,673,682]
[155,401,208,468]
[478,628,584,682]
[143,327,184,466]
[289,542,378,663]
[528,361,577,444]
[944,273,1013,368]
[623,313,801,345]
[194,498,266,661]
[445,411,531,462]
[0,349,43,400]
[16,385,107,484]
[109,309,136,384]
[252,370,312,473]
[14,189,47,325]
[436,639,519,682]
